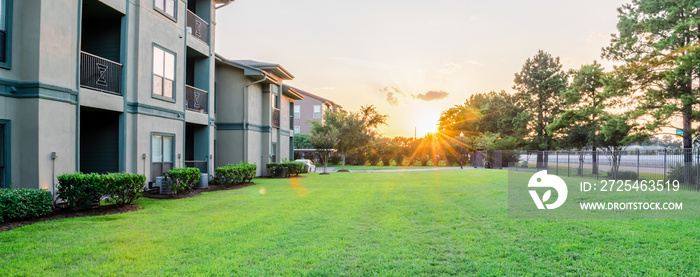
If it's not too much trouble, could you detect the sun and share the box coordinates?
[414,112,439,137]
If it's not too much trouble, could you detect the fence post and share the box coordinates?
[663,149,667,185]
[696,149,699,191]
[596,150,599,180]
[556,151,559,175]
[567,151,570,177]
[637,149,640,181]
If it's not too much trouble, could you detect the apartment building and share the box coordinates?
[286,85,344,135]
[0,0,232,190]
[214,57,302,176]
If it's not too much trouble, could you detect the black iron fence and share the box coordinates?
[186,85,208,113]
[186,10,209,44]
[80,51,122,95]
[479,149,700,191]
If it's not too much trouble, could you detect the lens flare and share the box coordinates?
[259,188,267,195]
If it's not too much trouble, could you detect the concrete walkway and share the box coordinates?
[316,166,473,173]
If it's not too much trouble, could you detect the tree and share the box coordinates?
[293,134,313,149]
[321,105,388,170]
[310,128,340,175]
[548,62,608,174]
[514,50,567,168]
[603,0,700,172]
[599,115,650,178]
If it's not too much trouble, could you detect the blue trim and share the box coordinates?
[0,0,14,69]
[216,122,271,133]
[127,102,184,120]
[75,0,83,171]
[0,119,10,188]
[0,79,78,104]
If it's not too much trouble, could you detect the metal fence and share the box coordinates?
[478,149,700,191]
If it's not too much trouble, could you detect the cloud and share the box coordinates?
[380,86,406,106]
[438,62,464,75]
[587,31,608,42]
[413,90,450,101]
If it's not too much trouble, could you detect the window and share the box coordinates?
[271,142,277,163]
[154,0,176,19]
[272,94,279,109]
[294,105,300,119]
[294,126,300,134]
[313,105,321,119]
[0,0,11,65]
[153,46,175,99]
[151,134,174,181]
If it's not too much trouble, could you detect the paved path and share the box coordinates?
[316,166,472,173]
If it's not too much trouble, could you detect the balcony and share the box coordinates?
[289,115,293,131]
[186,85,208,113]
[80,51,122,95]
[272,108,280,128]
[186,10,209,45]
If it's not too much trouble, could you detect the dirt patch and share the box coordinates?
[0,204,141,233]
[142,182,257,199]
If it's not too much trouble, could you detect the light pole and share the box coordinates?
[459,132,464,169]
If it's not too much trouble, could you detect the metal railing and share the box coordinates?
[186,10,209,45]
[186,85,208,113]
[80,51,122,95]
[272,108,280,128]
[484,149,700,191]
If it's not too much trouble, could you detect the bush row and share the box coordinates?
[57,172,146,210]
[266,161,307,177]
[0,188,53,223]
[163,167,200,194]
[213,162,256,186]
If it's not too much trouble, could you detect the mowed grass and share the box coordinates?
[2,170,700,275]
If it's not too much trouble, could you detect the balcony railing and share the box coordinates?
[186,10,209,45]
[186,85,208,113]
[272,108,280,128]
[80,51,122,95]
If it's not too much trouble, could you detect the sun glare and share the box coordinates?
[414,113,440,137]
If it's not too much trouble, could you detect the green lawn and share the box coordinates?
[331,165,456,170]
[2,170,700,275]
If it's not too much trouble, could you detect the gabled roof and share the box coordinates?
[282,86,304,100]
[214,54,294,83]
[283,85,343,109]
[233,59,295,80]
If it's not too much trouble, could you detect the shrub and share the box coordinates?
[267,163,286,177]
[163,167,200,194]
[283,161,306,176]
[57,173,105,210]
[102,173,146,205]
[606,170,639,180]
[328,155,342,165]
[214,162,257,185]
[667,163,699,184]
[0,188,53,223]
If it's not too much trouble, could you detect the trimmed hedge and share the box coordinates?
[0,188,53,223]
[214,162,256,186]
[57,173,104,210]
[102,173,147,205]
[163,167,200,194]
[267,161,307,177]
[57,172,147,209]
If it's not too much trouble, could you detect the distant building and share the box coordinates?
[286,85,344,135]
[215,57,303,176]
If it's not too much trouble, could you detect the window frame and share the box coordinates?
[294,126,300,134]
[313,105,321,119]
[150,132,175,181]
[153,0,177,22]
[0,0,13,69]
[152,44,176,102]
[294,105,300,119]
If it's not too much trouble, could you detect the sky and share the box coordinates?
[215,0,629,138]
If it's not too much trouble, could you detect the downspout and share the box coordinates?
[244,74,267,163]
